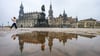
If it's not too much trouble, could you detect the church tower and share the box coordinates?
[48,0,53,19]
[63,10,67,20]
[19,3,24,19]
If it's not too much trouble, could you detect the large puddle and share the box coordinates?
[0,31,100,56]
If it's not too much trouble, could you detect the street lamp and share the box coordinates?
[8,21,9,27]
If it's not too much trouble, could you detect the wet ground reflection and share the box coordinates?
[0,31,100,56]
[12,31,99,56]
[12,32,78,52]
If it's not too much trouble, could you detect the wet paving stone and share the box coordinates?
[0,31,100,56]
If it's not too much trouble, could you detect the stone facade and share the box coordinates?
[48,11,78,28]
[17,3,42,28]
[77,18,97,28]
[17,3,78,28]
[16,3,99,28]
[17,12,40,28]
[95,21,100,28]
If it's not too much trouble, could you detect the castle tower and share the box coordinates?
[19,3,24,19]
[48,0,53,19]
[63,10,67,20]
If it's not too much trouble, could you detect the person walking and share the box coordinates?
[10,17,17,29]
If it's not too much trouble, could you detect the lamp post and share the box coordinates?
[8,21,9,27]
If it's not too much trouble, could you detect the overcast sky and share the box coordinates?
[0,0,100,26]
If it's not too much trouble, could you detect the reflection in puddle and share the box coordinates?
[11,31,97,56]
[79,34,96,38]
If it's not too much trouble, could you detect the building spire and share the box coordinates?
[63,10,67,20]
[48,0,53,19]
[19,2,24,19]
[63,10,65,15]
[50,0,52,10]
[20,2,24,9]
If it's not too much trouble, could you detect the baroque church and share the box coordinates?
[17,3,42,28]
[17,2,78,28]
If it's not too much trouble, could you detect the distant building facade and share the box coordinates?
[77,18,98,28]
[16,3,100,28]
[95,21,100,28]
[48,10,78,27]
